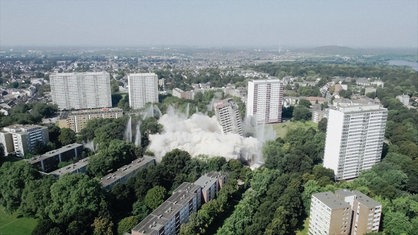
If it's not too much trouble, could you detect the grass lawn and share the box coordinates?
[0,206,37,235]
[272,120,318,139]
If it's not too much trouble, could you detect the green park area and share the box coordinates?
[0,206,37,235]
[296,218,309,235]
[272,120,318,139]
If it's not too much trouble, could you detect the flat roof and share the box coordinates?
[168,182,201,204]
[128,73,157,77]
[194,174,219,191]
[132,182,200,234]
[27,143,83,164]
[100,156,155,187]
[352,190,381,208]
[67,107,123,115]
[335,189,356,198]
[51,72,109,76]
[335,104,386,113]
[132,213,165,235]
[313,192,350,209]
[48,157,89,176]
[250,79,281,84]
[3,124,46,133]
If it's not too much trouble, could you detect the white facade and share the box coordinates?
[246,79,283,124]
[214,99,244,136]
[396,94,410,107]
[128,73,159,109]
[2,125,49,157]
[323,104,387,180]
[50,72,112,110]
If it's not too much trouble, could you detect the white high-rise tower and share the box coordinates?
[246,79,283,124]
[127,73,159,109]
[323,104,387,180]
[50,72,112,110]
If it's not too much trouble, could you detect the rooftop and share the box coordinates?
[313,192,350,209]
[27,143,83,164]
[250,78,282,84]
[48,157,89,176]
[334,103,386,113]
[67,107,123,115]
[194,172,222,191]
[168,182,201,204]
[128,73,157,77]
[100,156,155,187]
[3,124,46,133]
[132,182,201,234]
[51,71,109,76]
[352,190,381,208]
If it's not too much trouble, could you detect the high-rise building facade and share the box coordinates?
[128,73,159,109]
[335,190,381,235]
[246,79,283,124]
[309,192,352,235]
[214,99,244,136]
[323,104,387,180]
[309,190,381,235]
[50,72,112,110]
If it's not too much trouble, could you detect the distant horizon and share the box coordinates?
[1,1,417,49]
[1,44,417,51]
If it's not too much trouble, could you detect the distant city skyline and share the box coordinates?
[0,0,417,48]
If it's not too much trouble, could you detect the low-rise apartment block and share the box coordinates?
[100,156,156,189]
[48,157,89,177]
[27,143,84,172]
[57,107,123,133]
[132,172,226,235]
[132,182,202,235]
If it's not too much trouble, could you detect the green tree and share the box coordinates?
[144,186,167,210]
[19,176,55,218]
[298,99,312,108]
[58,128,76,146]
[383,211,412,234]
[92,216,114,235]
[117,216,138,235]
[48,125,61,147]
[318,118,327,132]
[87,140,138,177]
[293,106,312,121]
[46,174,108,225]
[0,161,40,211]
[132,200,150,220]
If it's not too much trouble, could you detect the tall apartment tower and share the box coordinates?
[128,73,159,109]
[323,104,387,180]
[246,79,283,124]
[309,190,381,235]
[214,99,244,136]
[50,72,112,110]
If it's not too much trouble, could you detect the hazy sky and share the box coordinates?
[1,0,417,48]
